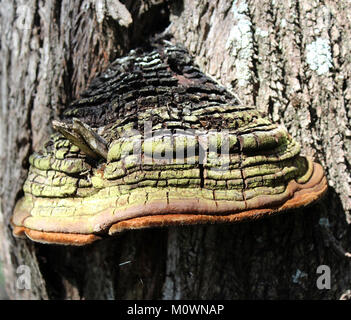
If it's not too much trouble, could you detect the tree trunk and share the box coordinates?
[1,0,350,300]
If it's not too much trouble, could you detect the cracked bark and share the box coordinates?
[1,0,351,299]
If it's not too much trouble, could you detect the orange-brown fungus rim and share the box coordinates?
[109,167,328,234]
[11,161,328,246]
[13,226,101,246]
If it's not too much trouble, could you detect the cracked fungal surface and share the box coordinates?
[11,41,327,245]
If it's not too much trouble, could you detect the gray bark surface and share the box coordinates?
[0,0,350,299]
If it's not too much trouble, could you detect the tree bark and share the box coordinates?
[1,0,350,300]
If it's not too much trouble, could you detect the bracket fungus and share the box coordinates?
[11,42,328,246]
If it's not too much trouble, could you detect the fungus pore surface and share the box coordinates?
[12,41,328,245]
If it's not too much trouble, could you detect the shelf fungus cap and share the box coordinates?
[11,42,328,246]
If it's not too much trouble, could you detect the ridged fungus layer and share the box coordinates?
[12,42,328,245]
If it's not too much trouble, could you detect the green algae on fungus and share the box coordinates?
[11,42,327,246]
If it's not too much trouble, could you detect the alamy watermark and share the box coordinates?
[114,121,231,172]
[16,265,31,290]
[14,263,331,292]
[16,4,32,31]
[316,265,331,290]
